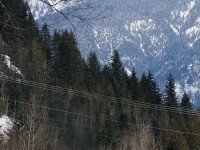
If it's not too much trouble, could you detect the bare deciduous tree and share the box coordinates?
[116,125,157,150]
[4,93,61,150]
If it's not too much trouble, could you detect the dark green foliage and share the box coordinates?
[52,31,61,67]
[181,92,192,110]
[140,71,161,104]
[85,52,101,92]
[23,2,39,43]
[0,0,37,45]
[56,30,84,88]
[164,73,178,107]
[109,50,129,132]
[110,50,123,80]
[181,92,192,122]
[147,71,162,105]
[39,23,52,61]
[140,72,149,102]
[110,50,128,98]
[101,65,115,96]
[0,4,198,148]
[128,68,140,101]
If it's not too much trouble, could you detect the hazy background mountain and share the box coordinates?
[28,0,200,105]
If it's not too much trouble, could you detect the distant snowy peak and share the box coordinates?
[28,0,200,48]
[28,0,200,105]
[28,0,81,20]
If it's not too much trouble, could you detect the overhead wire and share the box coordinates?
[1,76,200,147]
[15,115,200,146]
[0,0,196,148]
[0,75,199,116]
[6,116,186,150]
[2,97,200,138]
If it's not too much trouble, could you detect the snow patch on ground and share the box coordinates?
[0,54,23,76]
[0,115,14,142]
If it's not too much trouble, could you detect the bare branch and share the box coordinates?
[36,0,110,32]
[39,0,76,31]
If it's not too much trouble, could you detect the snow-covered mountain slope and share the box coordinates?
[28,0,200,106]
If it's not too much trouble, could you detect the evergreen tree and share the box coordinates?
[110,50,127,98]
[24,2,39,44]
[109,50,129,131]
[31,39,45,82]
[140,72,149,102]
[101,65,114,96]
[181,92,192,122]
[128,68,140,101]
[85,52,101,92]
[52,31,61,67]
[181,92,192,110]
[140,71,161,104]
[110,50,123,81]
[164,73,178,107]
[0,0,37,45]
[39,23,52,61]
[147,71,162,105]
[55,31,69,86]
[57,30,84,88]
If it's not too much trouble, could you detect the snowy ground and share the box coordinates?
[0,115,14,142]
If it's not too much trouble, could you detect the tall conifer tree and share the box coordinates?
[110,50,127,98]
[128,68,140,101]
[147,71,162,104]
[164,73,178,107]
[181,92,192,110]
[39,23,52,61]
[85,52,101,92]
[57,30,84,88]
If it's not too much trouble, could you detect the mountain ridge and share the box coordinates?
[28,0,200,105]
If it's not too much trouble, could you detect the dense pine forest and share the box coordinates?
[0,0,200,150]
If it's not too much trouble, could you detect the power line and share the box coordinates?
[5,108,199,148]
[26,116,200,146]
[8,116,183,150]
[2,97,200,138]
[0,75,199,116]
[0,80,199,147]
[1,75,200,144]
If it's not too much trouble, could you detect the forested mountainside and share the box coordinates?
[0,0,200,149]
[28,0,200,105]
